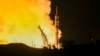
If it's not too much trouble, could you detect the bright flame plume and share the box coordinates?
[0,0,62,49]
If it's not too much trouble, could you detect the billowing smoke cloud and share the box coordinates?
[0,0,62,49]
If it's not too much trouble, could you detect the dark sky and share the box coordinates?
[50,0,100,44]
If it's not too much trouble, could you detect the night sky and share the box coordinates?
[0,1,98,56]
[50,0,100,44]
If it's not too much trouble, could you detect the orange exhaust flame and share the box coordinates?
[0,0,62,49]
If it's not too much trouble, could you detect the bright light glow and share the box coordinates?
[0,0,62,49]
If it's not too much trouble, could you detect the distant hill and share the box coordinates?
[0,43,97,56]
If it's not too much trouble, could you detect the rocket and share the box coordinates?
[54,6,59,49]
[36,6,60,49]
